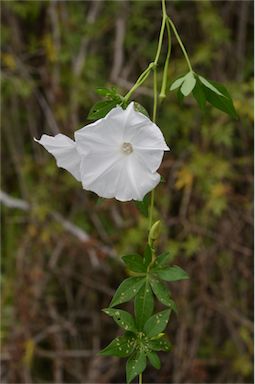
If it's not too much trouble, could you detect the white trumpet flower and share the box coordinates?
[35,102,169,201]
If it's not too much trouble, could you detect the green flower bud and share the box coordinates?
[149,220,161,246]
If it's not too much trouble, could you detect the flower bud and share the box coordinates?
[149,220,161,246]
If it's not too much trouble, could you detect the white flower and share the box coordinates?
[35,102,169,201]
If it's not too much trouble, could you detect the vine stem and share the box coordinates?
[139,373,142,384]
[167,17,193,72]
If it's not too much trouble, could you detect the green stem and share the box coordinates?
[149,189,155,230]
[168,17,193,72]
[159,18,171,99]
[124,0,168,103]
[124,62,154,102]
[152,68,158,123]
[139,373,142,384]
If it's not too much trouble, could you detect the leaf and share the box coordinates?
[177,88,184,104]
[134,102,150,117]
[169,75,186,91]
[203,86,238,119]
[122,254,147,273]
[87,99,121,120]
[192,79,206,110]
[155,251,172,266]
[135,193,149,217]
[96,87,118,97]
[147,351,161,369]
[143,244,152,267]
[103,308,137,332]
[198,76,225,97]
[208,80,233,99]
[126,351,146,384]
[99,333,135,358]
[110,277,146,307]
[148,335,172,352]
[144,309,171,337]
[134,281,154,330]
[149,277,172,307]
[154,265,189,282]
[180,72,196,96]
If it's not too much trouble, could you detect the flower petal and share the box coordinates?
[115,155,160,201]
[133,148,164,173]
[34,134,81,181]
[75,106,126,153]
[80,153,125,199]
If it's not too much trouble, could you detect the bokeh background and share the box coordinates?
[1,0,254,383]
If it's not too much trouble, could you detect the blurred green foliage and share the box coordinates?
[1,1,253,383]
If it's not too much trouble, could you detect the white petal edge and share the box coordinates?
[34,134,81,181]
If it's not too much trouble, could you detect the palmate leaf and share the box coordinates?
[144,309,171,338]
[99,333,135,358]
[154,265,189,282]
[103,308,137,332]
[126,351,147,384]
[122,254,147,273]
[170,71,238,118]
[134,280,154,330]
[147,351,161,369]
[110,276,146,307]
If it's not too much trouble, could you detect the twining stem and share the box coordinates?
[168,17,193,72]
[123,62,154,102]
[159,18,171,99]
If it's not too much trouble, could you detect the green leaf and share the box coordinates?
[126,351,146,384]
[96,87,119,98]
[169,75,186,91]
[134,102,150,117]
[110,276,146,307]
[198,76,225,97]
[144,309,171,338]
[155,251,172,266]
[134,281,154,330]
[149,278,172,307]
[147,351,161,369]
[143,244,152,267]
[155,265,189,282]
[87,99,121,120]
[135,193,149,217]
[122,254,147,273]
[203,86,238,119]
[208,80,233,99]
[180,72,196,96]
[192,79,206,110]
[103,308,137,332]
[99,333,135,357]
[177,88,184,104]
[148,335,172,352]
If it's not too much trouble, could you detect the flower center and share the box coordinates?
[121,142,133,155]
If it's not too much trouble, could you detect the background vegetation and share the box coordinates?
[1,0,253,383]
